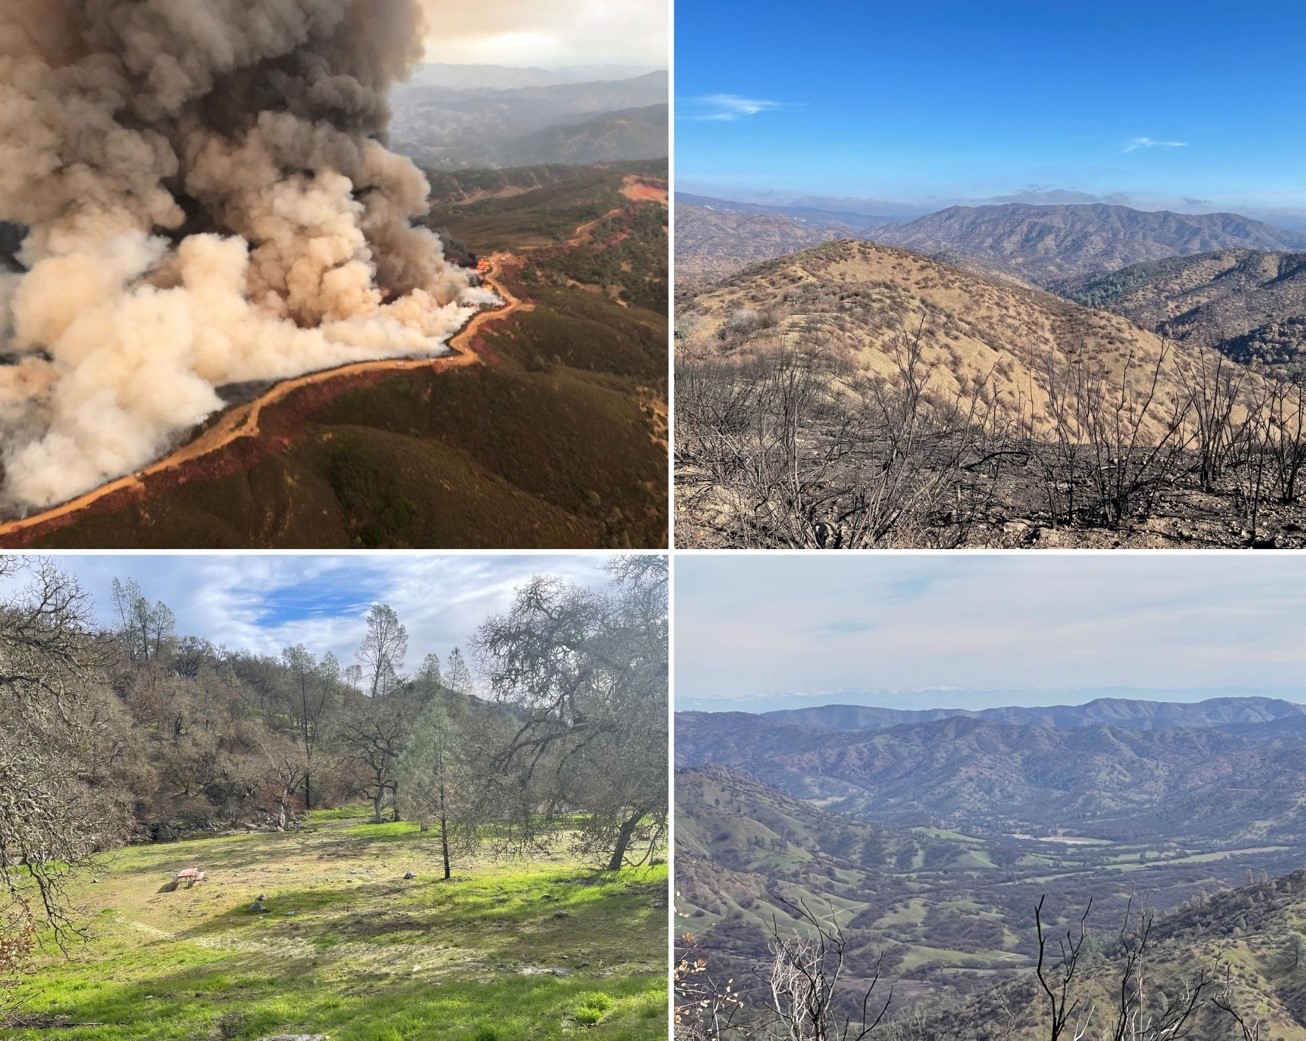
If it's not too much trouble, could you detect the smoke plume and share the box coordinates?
[0,0,495,512]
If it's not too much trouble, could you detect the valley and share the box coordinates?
[676,699,1306,1035]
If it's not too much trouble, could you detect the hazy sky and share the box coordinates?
[422,0,667,68]
[1,554,622,684]
[676,0,1306,214]
[676,555,1306,712]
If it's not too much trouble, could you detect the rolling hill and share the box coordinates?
[675,238,1241,441]
[1061,249,1306,374]
[912,869,1306,1040]
[498,104,668,167]
[2,163,668,549]
[868,203,1306,286]
[673,234,1306,548]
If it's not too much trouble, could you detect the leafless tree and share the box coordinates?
[761,900,891,1041]
[1035,895,1095,1041]
[1182,350,1248,493]
[333,694,409,822]
[1101,901,1212,1041]
[280,645,340,810]
[1,559,127,1009]
[1034,896,1216,1041]
[356,603,408,699]
[257,733,309,831]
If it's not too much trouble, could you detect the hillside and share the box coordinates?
[676,239,1236,442]
[2,163,668,549]
[674,203,853,285]
[913,870,1306,1040]
[499,105,668,167]
[868,203,1306,286]
[677,706,1306,1027]
[676,758,1306,1018]
[673,238,1306,549]
[1061,249,1306,374]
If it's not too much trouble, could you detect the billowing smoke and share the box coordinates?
[0,0,496,512]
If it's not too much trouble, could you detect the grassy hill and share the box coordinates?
[674,239,1306,549]
[7,809,667,1041]
[676,239,1239,442]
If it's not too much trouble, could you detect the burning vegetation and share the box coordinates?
[0,0,495,512]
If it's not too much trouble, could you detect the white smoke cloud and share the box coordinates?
[0,0,494,513]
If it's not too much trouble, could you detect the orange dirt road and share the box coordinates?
[0,258,520,542]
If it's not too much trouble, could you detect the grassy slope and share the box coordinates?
[7,812,667,1041]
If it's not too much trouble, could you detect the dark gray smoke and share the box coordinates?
[0,0,494,510]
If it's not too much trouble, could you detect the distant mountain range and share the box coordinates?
[759,694,1306,731]
[866,203,1306,285]
[675,193,905,230]
[389,69,668,169]
[675,197,1306,295]
[677,702,1306,845]
[405,63,661,91]
[1060,249,1306,374]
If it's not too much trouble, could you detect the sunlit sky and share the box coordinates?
[676,555,1306,712]
[1,554,622,683]
[421,0,667,69]
[676,0,1306,216]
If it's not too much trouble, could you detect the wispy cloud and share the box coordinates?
[1122,136,1188,153]
[692,94,788,121]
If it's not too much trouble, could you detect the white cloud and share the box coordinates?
[1122,136,1188,153]
[4,553,628,684]
[693,94,788,122]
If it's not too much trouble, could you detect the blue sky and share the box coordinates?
[1,554,622,686]
[676,1,1306,214]
[676,555,1306,712]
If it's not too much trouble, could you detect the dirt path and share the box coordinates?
[0,258,521,541]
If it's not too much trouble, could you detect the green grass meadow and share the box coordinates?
[6,812,667,1041]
